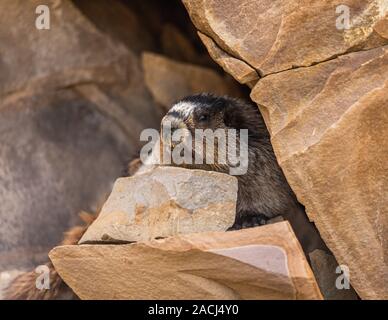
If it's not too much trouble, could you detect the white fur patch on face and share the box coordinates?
[169,101,197,118]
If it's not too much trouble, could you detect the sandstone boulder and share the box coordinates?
[251,46,388,299]
[183,0,388,300]
[51,221,322,300]
[79,167,238,243]
[183,0,388,76]
[198,32,259,86]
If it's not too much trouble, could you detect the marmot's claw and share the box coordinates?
[242,214,268,228]
[227,223,241,231]
[227,213,269,231]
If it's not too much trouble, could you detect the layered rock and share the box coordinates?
[182,0,388,76]
[51,221,322,300]
[80,167,238,243]
[182,0,388,299]
[251,46,388,299]
[0,0,245,274]
[198,32,259,86]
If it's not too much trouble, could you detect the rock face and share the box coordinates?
[182,0,388,76]
[51,221,322,300]
[197,32,259,86]
[251,46,388,300]
[80,167,238,243]
[182,0,388,299]
[2,0,242,272]
[0,0,161,270]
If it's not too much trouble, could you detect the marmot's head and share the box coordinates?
[161,93,267,137]
[160,93,269,173]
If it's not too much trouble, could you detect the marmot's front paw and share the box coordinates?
[227,213,269,231]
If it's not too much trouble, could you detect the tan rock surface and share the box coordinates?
[182,0,387,299]
[183,0,388,76]
[80,167,238,243]
[50,221,322,300]
[142,52,241,109]
[251,46,388,299]
[197,32,259,85]
[0,0,162,270]
[0,0,129,99]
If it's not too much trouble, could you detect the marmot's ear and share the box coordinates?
[212,97,227,116]
[213,97,226,109]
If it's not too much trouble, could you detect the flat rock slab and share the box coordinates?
[182,0,388,300]
[79,167,238,243]
[50,221,322,300]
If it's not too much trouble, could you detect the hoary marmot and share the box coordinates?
[4,93,327,300]
[160,93,327,251]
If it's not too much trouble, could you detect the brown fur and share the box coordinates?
[128,158,143,176]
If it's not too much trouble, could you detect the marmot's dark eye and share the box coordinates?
[198,114,209,122]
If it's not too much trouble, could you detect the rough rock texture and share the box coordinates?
[0,0,161,270]
[51,222,322,300]
[80,167,238,243]
[183,0,388,76]
[251,46,388,299]
[142,52,242,110]
[182,0,388,299]
[198,32,259,86]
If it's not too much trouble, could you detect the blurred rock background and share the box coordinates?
[0,0,244,279]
